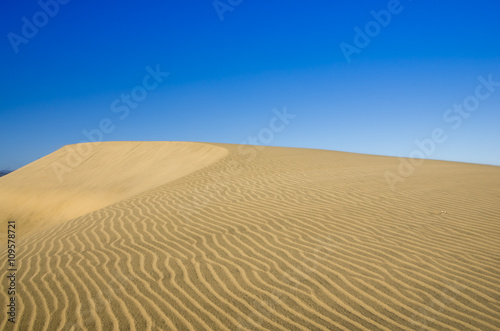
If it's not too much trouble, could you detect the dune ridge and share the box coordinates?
[1,142,499,330]
[0,141,228,241]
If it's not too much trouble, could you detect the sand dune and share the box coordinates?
[0,141,227,241]
[1,141,499,330]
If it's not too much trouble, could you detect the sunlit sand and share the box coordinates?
[1,141,499,330]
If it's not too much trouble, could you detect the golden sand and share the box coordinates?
[1,141,499,330]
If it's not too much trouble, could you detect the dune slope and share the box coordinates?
[1,142,499,330]
[0,141,228,241]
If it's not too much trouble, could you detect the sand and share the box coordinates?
[0,141,499,330]
[0,142,227,241]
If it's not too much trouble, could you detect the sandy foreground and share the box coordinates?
[0,141,499,330]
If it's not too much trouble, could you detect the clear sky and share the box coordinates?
[1,0,499,170]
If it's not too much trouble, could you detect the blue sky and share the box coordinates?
[1,0,499,170]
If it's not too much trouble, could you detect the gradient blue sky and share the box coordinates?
[1,0,499,170]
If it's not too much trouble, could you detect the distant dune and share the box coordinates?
[0,170,12,177]
[1,141,499,330]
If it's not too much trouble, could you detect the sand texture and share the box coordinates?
[0,141,499,330]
